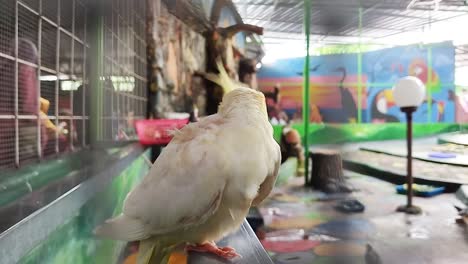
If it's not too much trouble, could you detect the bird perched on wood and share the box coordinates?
[94,60,281,264]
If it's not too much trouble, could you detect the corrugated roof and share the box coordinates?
[233,0,468,43]
[233,0,468,65]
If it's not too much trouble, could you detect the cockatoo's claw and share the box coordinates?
[219,246,241,258]
[186,243,241,259]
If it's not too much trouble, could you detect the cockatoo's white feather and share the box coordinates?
[95,88,280,243]
[95,61,281,264]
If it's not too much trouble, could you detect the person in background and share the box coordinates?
[264,83,280,104]
[17,38,54,158]
[4,39,52,160]
[264,83,289,125]
[238,58,258,89]
[0,38,67,163]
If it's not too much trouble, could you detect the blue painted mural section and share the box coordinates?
[258,54,359,79]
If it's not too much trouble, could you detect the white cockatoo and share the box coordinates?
[94,59,281,264]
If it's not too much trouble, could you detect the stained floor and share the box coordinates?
[118,170,468,264]
[258,173,468,264]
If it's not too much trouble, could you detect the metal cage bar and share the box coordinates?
[37,0,43,159]
[55,0,60,154]
[82,1,87,148]
[0,0,146,171]
[15,0,19,167]
[70,0,75,151]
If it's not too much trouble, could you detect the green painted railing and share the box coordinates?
[273,123,468,145]
[0,145,137,209]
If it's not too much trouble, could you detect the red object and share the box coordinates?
[134,118,189,146]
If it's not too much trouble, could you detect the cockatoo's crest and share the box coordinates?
[204,58,266,118]
[204,57,248,94]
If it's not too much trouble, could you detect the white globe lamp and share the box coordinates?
[392,76,426,215]
[393,76,426,108]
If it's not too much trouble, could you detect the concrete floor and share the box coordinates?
[257,172,468,264]
[117,172,468,264]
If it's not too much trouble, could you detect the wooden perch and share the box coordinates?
[218,23,264,37]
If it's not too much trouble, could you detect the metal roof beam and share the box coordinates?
[234,0,468,11]
[309,2,468,12]
[244,17,303,25]
[359,25,407,32]
[250,17,406,33]
[233,1,301,8]
[408,7,468,12]
[377,13,468,39]
[366,10,430,19]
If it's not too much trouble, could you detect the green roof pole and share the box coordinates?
[358,7,363,123]
[427,45,433,123]
[89,3,104,144]
[303,0,311,185]
[427,12,433,123]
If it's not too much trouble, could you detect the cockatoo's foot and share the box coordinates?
[186,243,241,259]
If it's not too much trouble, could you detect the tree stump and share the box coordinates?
[309,149,350,193]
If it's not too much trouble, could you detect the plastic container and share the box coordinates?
[396,184,445,197]
[134,118,189,145]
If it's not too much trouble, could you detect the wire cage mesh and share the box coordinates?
[100,0,148,141]
[0,0,147,171]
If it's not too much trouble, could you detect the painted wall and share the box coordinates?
[258,41,463,124]
[19,151,150,264]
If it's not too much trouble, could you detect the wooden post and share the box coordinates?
[310,149,349,193]
[396,106,422,214]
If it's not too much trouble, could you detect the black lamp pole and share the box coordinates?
[397,106,422,215]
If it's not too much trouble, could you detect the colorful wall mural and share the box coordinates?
[258,41,459,124]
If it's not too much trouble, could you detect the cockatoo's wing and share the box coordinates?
[95,116,229,241]
[251,143,281,206]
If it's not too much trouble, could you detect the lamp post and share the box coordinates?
[393,76,426,215]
